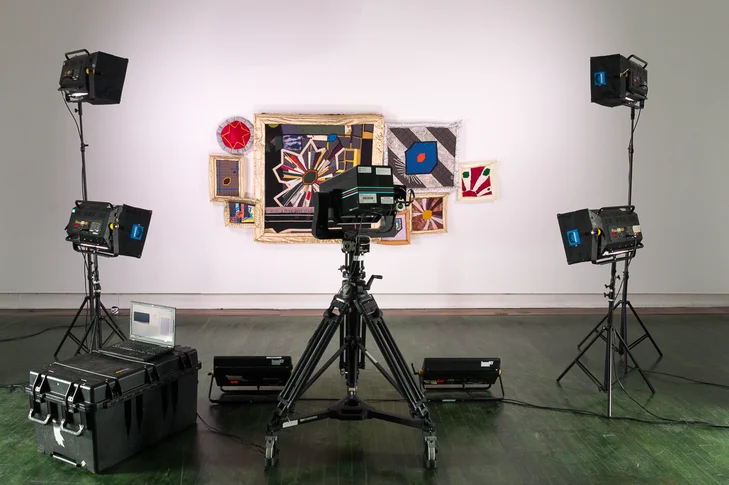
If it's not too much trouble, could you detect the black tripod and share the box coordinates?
[557,254,655,416]
[263,234,437,469]
[54,99,126,358]
[576,106,662,360]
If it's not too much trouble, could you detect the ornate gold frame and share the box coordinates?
[253,113,385,243]
[223,198,257,228]
[411,192,448,235]
[209,154,245,202]
[377,207,412,245]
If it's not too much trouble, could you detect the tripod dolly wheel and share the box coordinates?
[264,435,279,469]
[423,435,437,469]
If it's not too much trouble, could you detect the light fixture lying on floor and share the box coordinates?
[208,355,293,403]
[416,357,505,401]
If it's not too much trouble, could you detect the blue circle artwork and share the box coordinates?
[327,133,338,142]
[405,141,438,175]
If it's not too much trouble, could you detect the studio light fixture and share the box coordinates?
[590,54,648,109]
[58,49,129,105]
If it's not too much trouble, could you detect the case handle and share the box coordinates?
[27,409,51,425]
[60,418,86,437]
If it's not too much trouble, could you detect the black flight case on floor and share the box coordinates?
[25,346,201,473]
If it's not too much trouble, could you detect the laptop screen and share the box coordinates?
[129,301,175,346]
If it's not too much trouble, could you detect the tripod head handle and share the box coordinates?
[365,275,382,290]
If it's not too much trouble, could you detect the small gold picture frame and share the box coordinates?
[209,154,244,201]
[223,198,256,227]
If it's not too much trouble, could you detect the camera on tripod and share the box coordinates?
[312,165,412,240]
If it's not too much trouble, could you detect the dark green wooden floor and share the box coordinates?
[1,311,729,484]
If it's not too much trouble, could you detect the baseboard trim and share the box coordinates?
[1,293,728,310]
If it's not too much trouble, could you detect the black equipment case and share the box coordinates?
[25,346,201,473]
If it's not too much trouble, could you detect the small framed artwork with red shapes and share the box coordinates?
[458,162,497,202]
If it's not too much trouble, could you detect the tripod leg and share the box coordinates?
[577,312,609,349]
[355,295,434,422]
[54,297,90,357]
[612,328,655,394]
[264,295,348,468]
[75,315,96,356]
[356,294,437,468]
[605,325,614,417]
[627,301,663,356]
[100,302,127,341]
[557,325,607,391]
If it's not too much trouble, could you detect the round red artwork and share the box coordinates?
[216,116,254,155]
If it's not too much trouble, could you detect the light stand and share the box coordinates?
[582,53,662,364]
[576,106,663,363]
[55,49,130,357]
[556,204,655,416]
[557,253,655,417]
[53,100,126,358]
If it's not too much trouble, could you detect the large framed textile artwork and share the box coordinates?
[253,113,385,243]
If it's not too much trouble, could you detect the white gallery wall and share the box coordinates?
[1,0,728,309]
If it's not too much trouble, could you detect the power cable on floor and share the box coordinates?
[196,412,265,454]
[643,370,729,390]
[0,325,68,343]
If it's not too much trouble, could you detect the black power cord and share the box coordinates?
[643,370,729,390]
[196,413,265,454]
[0,325,68,343]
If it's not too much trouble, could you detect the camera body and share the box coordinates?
[313,166,410,240]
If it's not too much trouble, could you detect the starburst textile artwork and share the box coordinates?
[253,114,385,243]
[224,199,256,227]
[378,208,411,246]
[458,162,497,202]
[411,193,447,234]
[385,121,461,192]
[208,155,244,201]
[217,116,254,155]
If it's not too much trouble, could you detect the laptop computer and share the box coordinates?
[99,301,176,362]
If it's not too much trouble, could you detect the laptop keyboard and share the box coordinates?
[113,340,167,355]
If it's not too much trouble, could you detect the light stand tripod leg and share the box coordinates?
[53,296,90,358]
[100,301,126,341]
[557,324,608,391]
[605,323,615,417]
[611,326,655,394]
[577,312,608,349]
[626,301,663,356]
[75,314,97,356]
